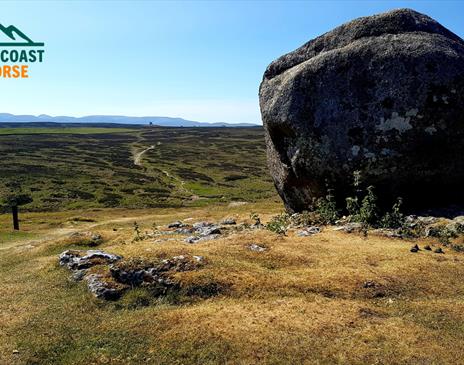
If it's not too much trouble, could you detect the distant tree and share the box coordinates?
[1,183,33,230]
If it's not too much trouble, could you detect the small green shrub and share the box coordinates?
[315,188,340,224]
[290,210,319,227]
[267,212,290,235]
[358,186,379,226]
[380,197,405,229]
[346,196,360,217]
[437,227,458,246]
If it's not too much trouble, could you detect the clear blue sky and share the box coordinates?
[1,0,463,124]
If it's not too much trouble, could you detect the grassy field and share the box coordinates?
[2,125,464,364]
[1,202,464,364]
[0,126,275,211]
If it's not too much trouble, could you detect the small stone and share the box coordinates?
[248,243,266,252]
[416,216,438,225]
[221,218,236,225]
[68,231,103,246]
[193,221,214,229]
[371,228,402,238]
[362,280,376,288]
[185,236,199,244]
[59,250,122,270]
[333,222,363,233]
[193,255,204,263]
[199,234,220,242]
[175,227,194,235]
[434,247,444,254]
[410,244,420,252]
[297,226,321,236]
[84,274,128,300]
[200,226,221,236]
[424,245,432,251]
[12,350,19,354]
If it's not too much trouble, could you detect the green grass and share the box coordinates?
[0,127,276,212]
[0,231,37,245]
[0,127,138,135]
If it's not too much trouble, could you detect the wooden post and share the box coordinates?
[12,205,19,230]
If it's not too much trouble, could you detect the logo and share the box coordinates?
[0,24,45,78]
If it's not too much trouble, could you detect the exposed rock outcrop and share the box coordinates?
[59,250,205,300]
[59,249,121,270]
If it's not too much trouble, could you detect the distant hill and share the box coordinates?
[0,113,258,127]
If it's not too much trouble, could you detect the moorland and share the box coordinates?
[1,125,464,365]
[0,125,275,211]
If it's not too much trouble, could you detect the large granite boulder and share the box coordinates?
[259,8,464,212]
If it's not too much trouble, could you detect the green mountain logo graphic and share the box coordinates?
[0,24,44,46]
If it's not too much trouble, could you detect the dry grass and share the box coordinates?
[1,201,464,364]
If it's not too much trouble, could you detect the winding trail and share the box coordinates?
[133,145,155,166]
[131,139,199,199]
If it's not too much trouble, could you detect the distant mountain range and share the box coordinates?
[0,113,258,127]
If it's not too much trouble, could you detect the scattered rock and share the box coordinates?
[84,274,128,300]
[445,219,464,235]
[59,250,125,299]
[370,228,402,238]
[175,227,195,235]
[333,222,363,233]
[248,243,266,252]
[167,221,186,228]
[410,244,420,253]
[221,217,237,225]
[260,8,464,212]
[434,247,445,254]
[109,255,204,295]
[200,226,221,236]
[362,280,377,289]
[185,236,199,244]
[193,221,214,229]
[193,255,204,263]
[424,245,432,251]
[59,250,122,270]
[184,222,222,243]
[424,226,444,238]
[405,215,438,227]
[12,350,19,354]
[251,221,264,229]
[59,250,205,301]
[297,226,321,236]
[185,234,221,244]
[68,231,103,246]
[453,216,464,224]
[71,269,88,281]
[334,216,350,226]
